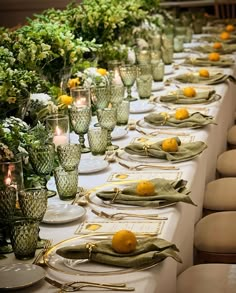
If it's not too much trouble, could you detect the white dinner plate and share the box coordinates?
[0,264,45,290]
[79,158,109,174]
[164,65,174,75]
[152,82,164,92]
[130,101,156,114]
[42,204,86,224]
[111,127,128,140]
[173,52,188,60]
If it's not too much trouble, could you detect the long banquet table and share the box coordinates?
[2,36,236,293]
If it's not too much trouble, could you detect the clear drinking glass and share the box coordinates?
[10,218,40,260]
[57,143,81,171]
[151,60,165,82]
[97,108,118,150]
[54,167,78,200]
[18,188,48,221]
[0,159,24,191]
[116,100,130,125]
[136,74,153,99]
[88,127,108,155]
[69,106,91,153]
[119,64,137,102]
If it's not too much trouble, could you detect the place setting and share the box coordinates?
[181,53,235,67]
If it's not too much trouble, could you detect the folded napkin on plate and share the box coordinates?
[144,112,216,128]
[183,57,235,67]
[159,89,220,104]
[171,73,236,85]
[198,36,236,44]
[96,178,195,206]
[193,44,236,54]
[56,237,182,267]
[124,137,207,162]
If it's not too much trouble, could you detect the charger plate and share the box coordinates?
[44,234,160,276]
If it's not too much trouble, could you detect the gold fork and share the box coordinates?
[91,209,168,221]
[118,161,179,171]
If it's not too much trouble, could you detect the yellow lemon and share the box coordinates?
[199,69,210,78]
[59,95,73,105]
[136,180,156,196]
[213,42,222,49]
[112,230,137,254]
[220,31,230,40]
[183,87,196,97]
[208,52,220,61]
[175,108,190,120]
[67,78,80,89]
[162,138,179,152]
[226,24,235,32]
[97,68,107,76]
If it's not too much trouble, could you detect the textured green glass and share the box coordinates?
[18,188,48,221]
[193,19,203,34]
[137,64,152,77]
[161,34,173,49]
[54,167,78,200]
[174,36,184,53]
[57,143,81,171]
[110,84,125,105]
[150,34,161,50]
[119,65,137,101]
[69,106,91,153]
[161,47,173,65]
[136,74,153,99]
[29,144,55,176]
[151,61,165,82]
[135,49,151,64]
[116,101,130,125]
[88,128,108,155]
[10,219,39,260]
[92,86,110,110]
[150,50,162,62]
[0,187,16,219]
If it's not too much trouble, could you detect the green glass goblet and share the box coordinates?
[28,144,56,198]
[91,85,110,110]
[69,106,91,153]
[57,143,81,171]
[119,64,137,102]
[110,84,125,106]
[97,108,118,150]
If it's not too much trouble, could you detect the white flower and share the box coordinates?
[30,93,51,105]
[2,128,10,133]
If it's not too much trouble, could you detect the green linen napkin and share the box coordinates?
[159,89,220,104]
[96,178,195,206]
[56,237,182,268]
[183,57,235,67]
[193,44,236,54]
[198,36,236,44]
[171,72,236,85]
[124,137,207,162]
[144,112,216,128]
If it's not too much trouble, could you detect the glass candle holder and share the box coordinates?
[0,159,24,191]
[135,49,151,64]
[151,60,165,82]
[10,218,40,260]
[108,60,123,85]
[119,64,137,102]
[18,188,48,221]
[88,127,108,155]
[54,167,78,200]
[0,187,17,219]
[57,143,81,171]
[46,114,69,147]
[161,46,173,65]
[136,74,153,99]
[116,100,130,125]
[110,84,125,106]
[69,106,91,153]
[70,87,91,109]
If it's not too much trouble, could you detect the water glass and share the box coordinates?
[110,84,125,106]
[46,114,69,147]
[150,34,161,50]
[88,127,108,155]
[150,50,162,62]
[92,86,110,110]
[116,101,130,125]
[135,49,151,64]
[136,74,153,99]
[151,61,165,82]
[57,143,81,171]
[161,47,173,65]
[137,63,152,77]
[185,27,193,43]
[10,219,40,260]
[161,34,173,49]
[18,188,48,221]
[174,36,184,53]
[193,19,203,34]
[0,187,16,219]
[119,64,137,101]
[54,167,78,200]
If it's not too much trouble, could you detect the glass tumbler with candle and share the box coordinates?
[46,114,69,148]
[70,87,91,109]
[108,60,123,85]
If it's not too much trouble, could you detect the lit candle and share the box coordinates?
[53,126,68,147]
[114,69,122,85]
[74,97,87,108]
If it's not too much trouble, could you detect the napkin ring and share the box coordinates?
[86,242,96,259]
[111,187,121,203]
[143,144,150,156]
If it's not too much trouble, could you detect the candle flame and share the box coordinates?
[55,126,62,136]
[5,168,12,185]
